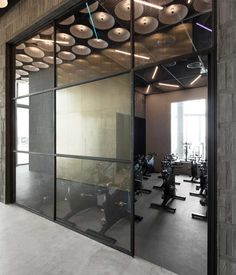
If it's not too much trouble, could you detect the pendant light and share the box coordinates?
[0,0,8,8]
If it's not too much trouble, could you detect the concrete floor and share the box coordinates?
[135,174,207,275]
[0,203,176,275]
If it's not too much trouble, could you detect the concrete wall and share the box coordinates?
[217,1,236,274]
[0,0,71,202]
[146,87,207,171]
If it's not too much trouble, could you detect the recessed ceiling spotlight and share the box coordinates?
[134,0,163,10]
[190,74,202,85]
[152,66,159,79]
[146,85,151,94]
[115,49,150,60]
[158,82,180,88]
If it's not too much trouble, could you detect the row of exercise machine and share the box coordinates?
[57,153,207,246]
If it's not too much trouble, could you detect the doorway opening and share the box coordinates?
[134,54,209,275]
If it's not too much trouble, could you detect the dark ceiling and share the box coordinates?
[0,0,21,17]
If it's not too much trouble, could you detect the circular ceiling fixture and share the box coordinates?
[32,61,49,69]
[80,1,99,14]
[135,16,159,34]
[56,33,75,46]
[16,54,33,63]
[164,61,176,67]
[159,4,188,25]
[72,45,91,55]
[58,51,76,61]
[16,69,29,76]
[187,61,203,69]
[108,28,130,42]
[59,15,75,25]
[43,56,63,65]
[73,59,90,67]
[24,46,45,58]
[60,63,76,72]
[0,0,8,8]
[23,65,40,72]
[41,27,54,36]
[91,12,115,30]
[88,38,108,49]
[16,60,23,67]
[37,41,60,52]
[115,0,144,21]
[70,25,93,39]
[193,0,212,12]
[16,43,25,50]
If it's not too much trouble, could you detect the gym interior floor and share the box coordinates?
[135,173,207,275]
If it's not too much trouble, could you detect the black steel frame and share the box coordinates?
[5,0,217,273]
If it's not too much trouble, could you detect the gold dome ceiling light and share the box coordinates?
[0,0,8,8]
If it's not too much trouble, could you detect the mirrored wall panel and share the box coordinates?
[56,73,132,160]
[15,153,54,218]
[56,157,132,251]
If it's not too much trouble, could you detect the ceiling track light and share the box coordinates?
[146,85,151,94]
[32,38,69,45]
[134,0,163,10]
[0,0,8,8]
[158,82,180,88]
[115,50,150,60]
[190,74,202,86]
[152,66,159,79]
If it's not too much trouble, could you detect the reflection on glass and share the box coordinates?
[134,0,212,67]
[16,107,29,151]
[16,153,54,218]
[57,74,132,160]
[56,157,131,251]
[16,92,54,154]
[56,0,131,86]
[15,25,54,96]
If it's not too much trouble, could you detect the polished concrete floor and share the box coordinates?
[0,203,176,275]
[135,174,207,275]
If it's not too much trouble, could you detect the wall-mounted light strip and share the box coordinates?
[32,38,69,45]
[146,85,151,94]
[158,82,180,88]
[115,50,150,60]
[86,2,99,39]
[190,74,202,85]
[196,22,212,32]
[134,0,163,10]
[152,66,159,79]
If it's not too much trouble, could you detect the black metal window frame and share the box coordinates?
[5,0,217,274]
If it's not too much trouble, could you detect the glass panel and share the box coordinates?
[56,0,131,87]
[16,153,54,218]
[57,73,132,160]
[134,0,212,67]
[16,92,54,153]
[15,25,54,96]
[56,157,132,251]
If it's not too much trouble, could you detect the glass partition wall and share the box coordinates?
[12,0,213,261]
